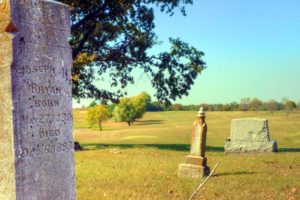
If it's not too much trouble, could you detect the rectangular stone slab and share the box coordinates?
[178,164,210,178]
[0,0,76,199]
[230,118,271,142]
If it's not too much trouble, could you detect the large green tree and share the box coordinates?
[58,0,206,104]
[113,92,151,126]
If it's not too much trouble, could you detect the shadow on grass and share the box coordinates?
[79,144,300,153]
[81,143,224,152]
[214,171,258,177]
[134,120,165,126]
[279,148,300,152]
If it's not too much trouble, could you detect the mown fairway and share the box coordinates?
[74,110,300,200]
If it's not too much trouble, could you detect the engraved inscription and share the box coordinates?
[15,140,74,159]
[38,129,61,139]
[15,112,73,127]
[16,65,56,78]
[34,100,60,108]
[30,83,62,95]
[34,99,60,108]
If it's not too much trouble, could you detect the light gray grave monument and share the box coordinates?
[224,118,278,154]
[0,0,76,199]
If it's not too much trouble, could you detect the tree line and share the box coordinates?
[151,98,299,116]
[87,95,299,130]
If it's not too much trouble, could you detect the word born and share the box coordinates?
[34,99,59,108]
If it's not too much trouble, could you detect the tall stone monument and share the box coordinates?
[178,107,210,178]
[224,118,278,154]
[0,0,76,199]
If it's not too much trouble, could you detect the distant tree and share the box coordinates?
[214,104,222,111]
[297,101,300,110]
[108,104,116,118]
[147,101,164,112]
[249,98,263,113]
[133,92,152,119]
[113,98,135,126]
[221,103,232,111]
[113,92,151,125]
[171,103,183,111]
[183,104,199,111]
[88,104,109,131]
[240,98,250,111]
[265,99,276,115]
[229,102,239,111]
[276,102,285,110]
[199,104,210,111]
[136,92,152,108]
[282,98,297,117]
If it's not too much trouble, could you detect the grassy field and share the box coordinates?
[74,110,300,200]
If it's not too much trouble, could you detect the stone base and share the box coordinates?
[178,164,210,178]
[224,140,278,154]
[185,155,207,166]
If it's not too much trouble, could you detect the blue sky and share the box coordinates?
[74,0,300,107]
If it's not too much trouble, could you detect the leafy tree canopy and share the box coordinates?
[89,100,98,107]
[113,92,151,125]
[249,98,263,112]
[58,0,206,104]
[285,100,297,111]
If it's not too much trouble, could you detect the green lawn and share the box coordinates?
[74,110,300,200]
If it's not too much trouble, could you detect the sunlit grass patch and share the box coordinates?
[74,110,300,199]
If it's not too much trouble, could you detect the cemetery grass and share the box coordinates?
[74,110,300,200]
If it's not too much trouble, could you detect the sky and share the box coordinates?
[73,0,300,107]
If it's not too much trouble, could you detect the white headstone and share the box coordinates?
[225,118,278,154]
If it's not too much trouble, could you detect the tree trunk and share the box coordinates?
[99,121,102,131]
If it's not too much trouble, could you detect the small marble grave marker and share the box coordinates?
[0,0,76,199]
[224,118,278,154]
[178,107,210,178]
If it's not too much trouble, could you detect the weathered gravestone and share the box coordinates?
[178,107,210,178]
[224,118,278,154]
[0,0,76,199]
